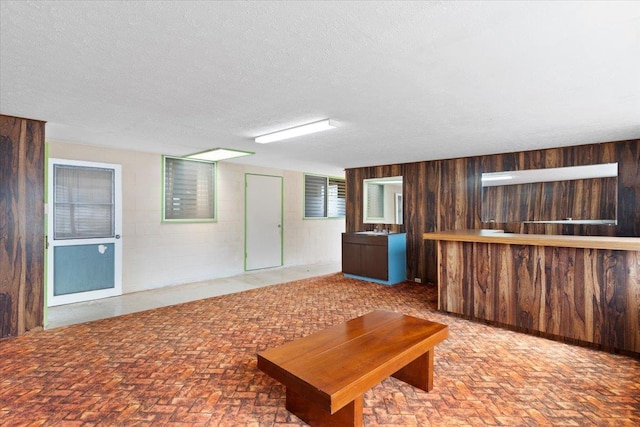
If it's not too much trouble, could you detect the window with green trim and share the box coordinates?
[163,156,216,221]
[304,174,346,218]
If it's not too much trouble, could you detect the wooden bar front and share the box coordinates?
[425,230,640,355]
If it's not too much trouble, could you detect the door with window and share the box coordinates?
[245,174,283,270]
[47,159,122,306]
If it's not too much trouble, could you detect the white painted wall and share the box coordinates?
[48,141,344,293]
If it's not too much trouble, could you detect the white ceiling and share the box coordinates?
[1,1,639,176]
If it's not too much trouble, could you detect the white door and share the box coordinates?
[245,174,283,270]
[47,159,122,306]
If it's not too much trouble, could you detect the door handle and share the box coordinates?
[115,235,121,239]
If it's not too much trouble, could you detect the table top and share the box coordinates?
[257,310,448,413]
[423,229,640,251]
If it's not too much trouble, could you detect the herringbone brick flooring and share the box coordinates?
[1,274,639,426]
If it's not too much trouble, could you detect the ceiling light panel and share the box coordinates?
[255,119,336,144]
[185,148,254,162]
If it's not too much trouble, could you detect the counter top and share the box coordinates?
[423,229,640,251]
[348,231,405,236]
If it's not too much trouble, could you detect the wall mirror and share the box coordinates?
[363,176,403,225]
[481,163,618,224]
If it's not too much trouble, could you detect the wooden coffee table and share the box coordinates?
[257,310,448,426]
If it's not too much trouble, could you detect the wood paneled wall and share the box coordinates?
[345,139,640,284]
[0,114,45,339]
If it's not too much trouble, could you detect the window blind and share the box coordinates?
[164,157,215,221]
[328,178,346,217]
[304,174,345,218]
[304,174,327,218]
[53,165,115,239]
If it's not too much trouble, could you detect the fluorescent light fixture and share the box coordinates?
[184,148,254,162]
[481,174,513,182]
[255,119,336,144]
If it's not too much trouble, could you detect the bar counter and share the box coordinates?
[423,229,640,251]
[424,229,640,356]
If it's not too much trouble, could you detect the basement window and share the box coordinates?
[163,156,216,222]
[304,174,346,219]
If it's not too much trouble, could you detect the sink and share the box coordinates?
[354,231,392,236]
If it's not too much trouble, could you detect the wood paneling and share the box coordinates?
[0,114,45,339]
[617,142,640,236]
[346,139,640,283]
[435,240,640,354]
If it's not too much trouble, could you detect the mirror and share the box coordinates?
[481,163,618,224]
[363,176,403,225]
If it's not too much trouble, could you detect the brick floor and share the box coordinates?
[1,274,639,426]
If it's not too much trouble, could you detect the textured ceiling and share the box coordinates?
[1,1,639,176]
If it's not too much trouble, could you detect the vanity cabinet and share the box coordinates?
[342,233,407,285]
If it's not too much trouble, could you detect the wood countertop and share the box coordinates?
[423,229,640,251]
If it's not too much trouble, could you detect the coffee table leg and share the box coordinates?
[286,388,363,427]
[392,349,434,391]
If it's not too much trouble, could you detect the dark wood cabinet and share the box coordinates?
[341,241,364,277]
[342,233,406,285]
[343,234,388,280]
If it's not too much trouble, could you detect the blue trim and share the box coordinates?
[344,273,405,286]
[386,232,407,284]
